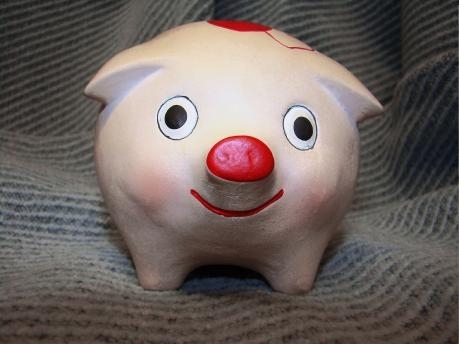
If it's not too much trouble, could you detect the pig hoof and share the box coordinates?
[263,265,318,294]
[268,276,315,294]
[137,271,185,291]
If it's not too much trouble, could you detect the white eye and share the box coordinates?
[157,96,198,140]
[283,105,317,150]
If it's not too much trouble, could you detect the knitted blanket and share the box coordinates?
[1,1,457,343]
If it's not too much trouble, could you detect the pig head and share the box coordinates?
[85,20,382,294]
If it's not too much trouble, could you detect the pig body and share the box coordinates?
[85,20,382,293]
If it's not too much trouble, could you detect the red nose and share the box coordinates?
[206,135,274,182]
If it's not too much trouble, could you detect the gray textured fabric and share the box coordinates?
[1,0,457,343]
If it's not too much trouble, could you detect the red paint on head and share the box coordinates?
[207,136,274,182]
[208,20,271,32]
[208,19,314,52]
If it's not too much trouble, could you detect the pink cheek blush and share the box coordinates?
[123,168,177,210]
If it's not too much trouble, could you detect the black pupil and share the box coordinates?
[294,117,313,141]
[165,105,187,129]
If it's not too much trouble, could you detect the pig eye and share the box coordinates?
[283,105,317,150]
[157,96,198,140]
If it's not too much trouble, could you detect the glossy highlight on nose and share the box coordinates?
[206,135,274,182]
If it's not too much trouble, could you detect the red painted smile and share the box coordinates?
[190,189,284,217]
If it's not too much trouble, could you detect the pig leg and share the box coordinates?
[133,255,192,291]
[122,231,194,291]
[261,235,331,294]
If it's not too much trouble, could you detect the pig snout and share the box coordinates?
[190,135,282,216]
[206,135,274,182]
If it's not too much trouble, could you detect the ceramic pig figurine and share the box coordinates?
[85,20,382,294]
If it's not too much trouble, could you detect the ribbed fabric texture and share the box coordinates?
[0,0,457,343]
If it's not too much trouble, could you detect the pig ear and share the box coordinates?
[84,47,162,105]
[313,56,383,122]
[318,77,383,123]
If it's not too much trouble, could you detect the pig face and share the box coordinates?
[85,20,382,294]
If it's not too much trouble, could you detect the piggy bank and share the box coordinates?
[85,20,382,294]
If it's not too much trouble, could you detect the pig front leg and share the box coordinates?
[122,229,195,291]
[261,233,332,294]
[133,254,192,291]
